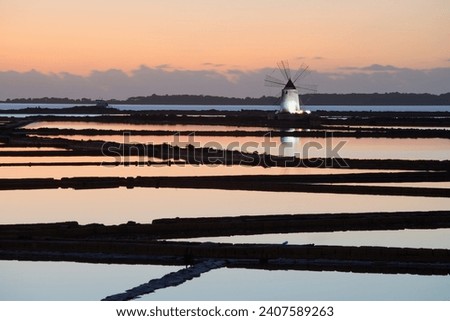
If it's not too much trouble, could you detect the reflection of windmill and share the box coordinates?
[265,61,317,114]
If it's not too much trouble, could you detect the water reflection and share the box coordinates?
[4,118,450,301]
[22,121,450,160]
[139,268,450,300]
[2,256,448,300]
[279,128,300,157]
[0,163,392,179]
[176,229,450,249]
[24,121,268,132]
[0,261,178,301]
[1,188,450,225]
[35,134,450,160]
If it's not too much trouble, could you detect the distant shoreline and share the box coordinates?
[2,92,450,106]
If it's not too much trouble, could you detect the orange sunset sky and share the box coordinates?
[0,0,449,98]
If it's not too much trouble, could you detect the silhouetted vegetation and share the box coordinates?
[3,92,450,105]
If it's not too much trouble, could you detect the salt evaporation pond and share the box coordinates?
[1,187,450,225]
[0,261,178,301]
[2,111,450,300]
[2,261,449,301]
[138,268,450,301]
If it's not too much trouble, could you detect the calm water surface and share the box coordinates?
[139,268,450,301]
[24,121,269,132]
[21,120,450,160]
[2,106,450,300]
[2,260,449,300]
[0,261,178,301]
[176,229,450,249]
[23,135,450,160]
[1,188,449,225]
[0,164,391,178]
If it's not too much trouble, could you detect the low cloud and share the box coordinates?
[310,67,450,94]
[360,64,403,71]
[154,64,172,69]
[0,64,449,100]
[295,56,325,61]
[339,64,405,72]
[202,62,226,68]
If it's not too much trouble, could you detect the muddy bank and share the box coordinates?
[1,171,449,184]
[2,211,450,276]
[1,240,449,276]
[19,127,450,139]
[0,160,186,167]
[1,211,449,240]
[1,135,449,170]
[0,175,448,196]
[3,109,450,128]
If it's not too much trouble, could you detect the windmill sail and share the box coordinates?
[264,61,315,114]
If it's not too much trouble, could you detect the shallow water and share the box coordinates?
[1,259,449,301]
[139,267,450,301]
[3,108,450,301]
[0,261,178,301]
[21,119,450,160]
[28,133,450,160]
[1,187,450,225]
[24,121,269,132]
[0,163,390,179]
[176,228,450,249]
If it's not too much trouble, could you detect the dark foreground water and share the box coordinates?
[1,103,449,300]
[1,261,449,301]
[1,103,450,112]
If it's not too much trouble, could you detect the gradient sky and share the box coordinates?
[1,0,449,98]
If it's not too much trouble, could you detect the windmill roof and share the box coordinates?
[284,79,296,90]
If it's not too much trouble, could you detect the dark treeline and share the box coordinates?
[304,92,450,105]
[3,92,450,105]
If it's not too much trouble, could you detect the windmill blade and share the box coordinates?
[297,84,318,93]
[264,74,286,87]
[277,61,290,81]
[264,61,318,105]
[292,64,311,83]
[282,60,291,80]
[265,81,286,88]
[273,90,283,105]
[300,92,316,106]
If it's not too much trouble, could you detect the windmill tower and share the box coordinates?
[265,61,316,114]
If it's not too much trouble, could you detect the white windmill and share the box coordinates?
[265,61,316,114]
